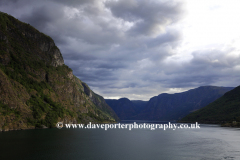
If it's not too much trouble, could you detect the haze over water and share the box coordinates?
[0,122,240,160]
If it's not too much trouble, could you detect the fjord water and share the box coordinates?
[0,122,239,160]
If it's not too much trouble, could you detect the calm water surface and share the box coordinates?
[0,122,239,160]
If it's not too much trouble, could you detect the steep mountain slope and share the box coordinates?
[138,86,233,121]
[131,100,148,113]
[0,12,118,131]
[105,98,147,120]
[81,82,119,121]
[180,85,240,124]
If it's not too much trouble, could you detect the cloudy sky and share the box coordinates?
[1,0,240,100]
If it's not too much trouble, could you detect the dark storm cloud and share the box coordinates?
[20,5,64,31]
[105,0,183,36]
[51,0,96,6]
[1,0,238,100]
[0,0,21,5]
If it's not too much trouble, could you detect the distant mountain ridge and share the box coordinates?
[139,86,234,121]
[105,98,147,120]
[180,85,240,124]
[106,86,234,121]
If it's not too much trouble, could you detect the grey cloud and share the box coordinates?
[1,0,238,100]
[51,0,96,6]
[147,48,240,89]
[190,49,238,68]
[0,0,16,5]
[105,0,184,36]
[96,61,128,69]
[146,30,181,48]
[20,4,64,31]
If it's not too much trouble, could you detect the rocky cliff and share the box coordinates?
[0,12,119,132]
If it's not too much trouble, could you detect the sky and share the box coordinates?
[1,0,240,100]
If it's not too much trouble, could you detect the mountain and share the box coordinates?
[180,85,240,125]
[138,86,234,121]
[106,86,234,121]
[131,100,148,113]
[0,12,119,131]
[105,98,147,120]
